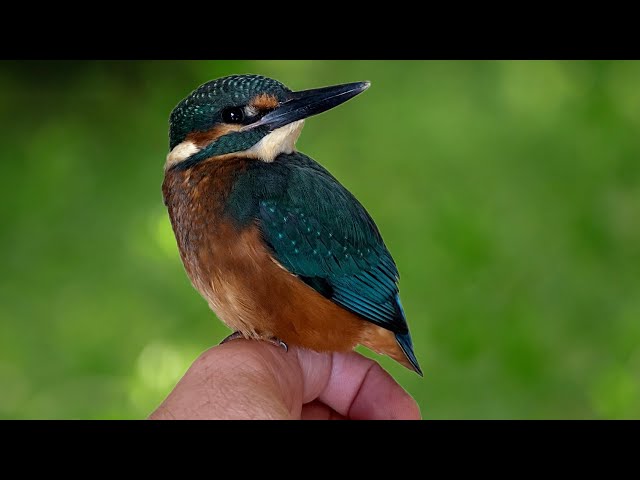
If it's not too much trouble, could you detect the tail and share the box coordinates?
[355,295,423,376]
[395,331,423,376]
[393,294,423,376]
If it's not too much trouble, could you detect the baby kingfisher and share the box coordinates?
[162,74,422,375]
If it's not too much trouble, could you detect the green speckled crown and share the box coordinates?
[169,74,291,150]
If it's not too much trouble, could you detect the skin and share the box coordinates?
[149,339,421,420]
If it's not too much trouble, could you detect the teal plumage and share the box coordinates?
[225,152,421,373]
[169,75,289,150]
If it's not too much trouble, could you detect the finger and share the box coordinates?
[295,348,421,420]
[300,400,346,420]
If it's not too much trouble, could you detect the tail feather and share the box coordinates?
[393,294,423,376]
[354,294,423,376]
[395,331,423,376]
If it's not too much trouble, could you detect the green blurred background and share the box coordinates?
[1,60,639,419]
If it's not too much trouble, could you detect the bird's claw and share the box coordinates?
[270,338,288,352]
[219,331,244,345]
[219,331,288,352]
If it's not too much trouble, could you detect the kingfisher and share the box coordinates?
[162,74,422,375]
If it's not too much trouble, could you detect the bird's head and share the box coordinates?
[166,74,370,171]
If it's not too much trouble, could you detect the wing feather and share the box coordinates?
[253,153,408,334]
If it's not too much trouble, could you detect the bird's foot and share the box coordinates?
[263,337,288,352]
[219,331,244,345]
[219,331,288,352]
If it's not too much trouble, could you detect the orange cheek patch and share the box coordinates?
[186,124,243,148]
[250,93,279,110]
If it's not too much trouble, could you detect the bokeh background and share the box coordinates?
[1,60,639,419]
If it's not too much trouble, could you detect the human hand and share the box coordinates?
[149,339,421,420]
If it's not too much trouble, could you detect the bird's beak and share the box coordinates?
[244,81,370,132]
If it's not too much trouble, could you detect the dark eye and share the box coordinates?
[222,107,245,123]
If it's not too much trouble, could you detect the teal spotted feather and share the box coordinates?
[225,152,419,370]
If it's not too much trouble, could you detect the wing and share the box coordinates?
[254,153,409,334]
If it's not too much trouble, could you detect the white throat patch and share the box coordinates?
[245,120,305,162]
[165,141,200,171]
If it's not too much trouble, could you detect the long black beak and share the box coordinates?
[245,81,370,131]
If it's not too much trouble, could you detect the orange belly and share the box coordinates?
[182,222,410,368]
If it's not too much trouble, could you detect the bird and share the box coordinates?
[162,74,422,375]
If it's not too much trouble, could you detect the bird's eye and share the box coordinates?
[222,107,245,123]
